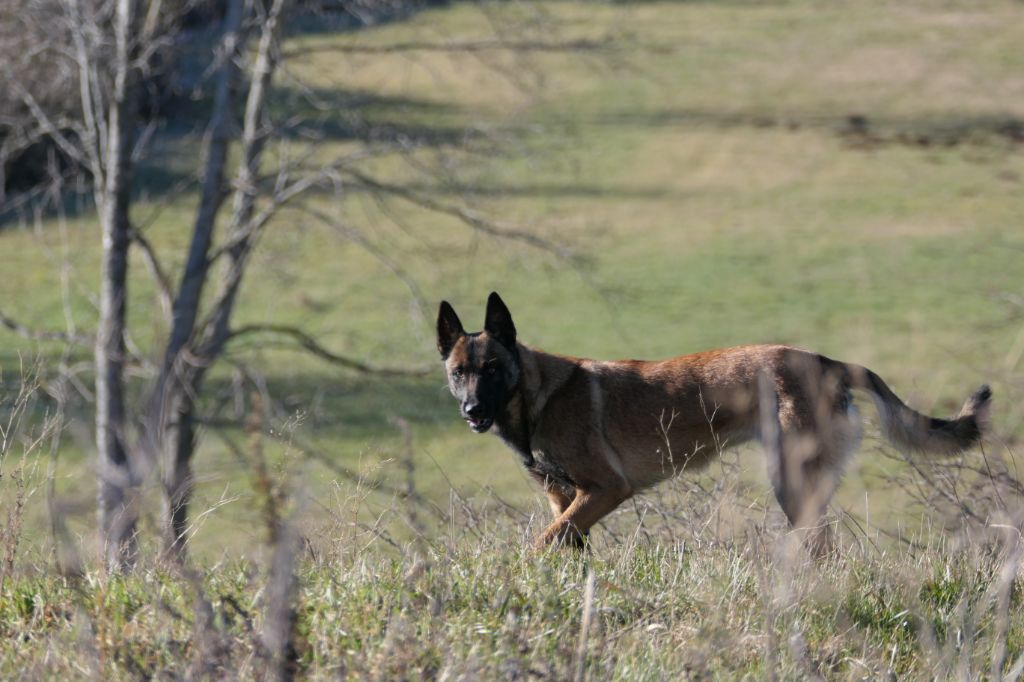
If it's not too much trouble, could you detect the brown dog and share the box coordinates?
[437,292,991,551]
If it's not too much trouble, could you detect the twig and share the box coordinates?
[342,167,579,261]
[0,310,93,346]
[227,323,432,376]
[294,203,429,318]
[574,570,597,682]
[128,224,174,323]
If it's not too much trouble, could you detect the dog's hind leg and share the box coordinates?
[765,429,840,557]
[760,377,861,557]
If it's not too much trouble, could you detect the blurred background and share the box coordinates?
[1,0,1022,565]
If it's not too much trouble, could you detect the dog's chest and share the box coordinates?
[527,448,578,490]
[494,405,578,490]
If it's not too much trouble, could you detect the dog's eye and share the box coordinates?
[452,367,464,379]
[485,364,498,375]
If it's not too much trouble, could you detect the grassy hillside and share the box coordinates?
[1,1,1024,676]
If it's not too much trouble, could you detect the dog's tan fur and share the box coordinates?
[438,293,991,552]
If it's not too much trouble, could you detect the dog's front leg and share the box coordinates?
[528,472,576,520]
[545,488,574,517]
[535,486,629,549]
[543,486,588,549]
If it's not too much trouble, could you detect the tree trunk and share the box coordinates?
[95,0,138,572]
[161,393,197,560]
[156,0,286,560]
[150,0,245,562]
[95,196,134,570]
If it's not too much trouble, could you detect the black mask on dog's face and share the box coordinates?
[437,292,520,433]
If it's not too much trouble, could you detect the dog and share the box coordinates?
[437,292,991,552]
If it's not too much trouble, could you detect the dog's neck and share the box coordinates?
[494,344,579,467]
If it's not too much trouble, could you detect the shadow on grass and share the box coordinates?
[591,106,1024,148]
[268,86,480,147]
[0,86,486,229]
[135,100,1024,229]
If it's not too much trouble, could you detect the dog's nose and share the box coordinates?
[464,402,485,418]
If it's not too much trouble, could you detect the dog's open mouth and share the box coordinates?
[465,415,493,433]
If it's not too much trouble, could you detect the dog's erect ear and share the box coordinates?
[484,291,516,351]
[437,301,464,359]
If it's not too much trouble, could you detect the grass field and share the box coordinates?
[2,0,1024,677]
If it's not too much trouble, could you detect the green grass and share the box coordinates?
[4,513,1024,679]
[1,1,1024,674]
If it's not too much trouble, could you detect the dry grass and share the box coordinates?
[4,489,1024,679]
[3,365,1024,680]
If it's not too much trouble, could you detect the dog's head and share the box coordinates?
[436,292,521,433]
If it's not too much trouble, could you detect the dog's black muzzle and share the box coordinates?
[462,403,494,433]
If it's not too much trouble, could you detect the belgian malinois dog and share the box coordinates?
[437,292,991,552]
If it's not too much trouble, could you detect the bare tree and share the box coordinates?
[1,0,306,568]
[149,0,289,562]
[3,0,155,568]
[1,0,603,569]
[93,0,143,570]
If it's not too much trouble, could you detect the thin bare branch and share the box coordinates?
[191,0,290,365]
[128,225,174,323]
[342,167,579,260]
[227,324,431,376]
[64,0,105,183]
[158,0,246,372]
[13,83,90,171]
[0,311,93,346]
[293,204,429,317]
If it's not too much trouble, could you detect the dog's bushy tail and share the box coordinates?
[841,363,991,456]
